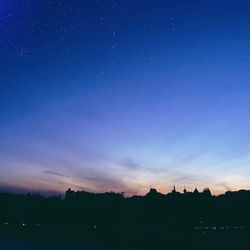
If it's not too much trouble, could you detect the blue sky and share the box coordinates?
[1,0,250,195]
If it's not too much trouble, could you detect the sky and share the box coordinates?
[1,0,250,196]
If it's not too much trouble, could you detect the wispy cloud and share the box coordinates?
[120,157,140,169]
[44,170,67,177]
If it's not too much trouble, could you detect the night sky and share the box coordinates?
[1,0,250,195]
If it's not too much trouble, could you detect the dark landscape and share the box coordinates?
[1,187,250,249]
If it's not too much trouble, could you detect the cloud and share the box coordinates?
[171,172,205,184]
[120,158,139,169]
[69,165,137,194]
[44,170,67,177]
[215,181,233,192]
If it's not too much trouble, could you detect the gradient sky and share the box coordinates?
[1,0,250,195]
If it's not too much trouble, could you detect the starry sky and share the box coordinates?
[1,0,250,195]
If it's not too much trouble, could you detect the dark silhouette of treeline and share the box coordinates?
[1,187,250,249]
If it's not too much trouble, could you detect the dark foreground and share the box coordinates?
[1,224,250,250]
[1,188,250,249]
